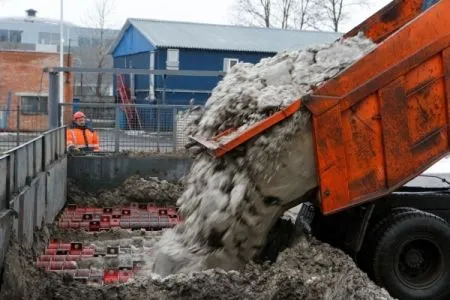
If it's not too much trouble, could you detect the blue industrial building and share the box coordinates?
[108,19,341,129]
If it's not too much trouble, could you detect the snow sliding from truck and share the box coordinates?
[151,33,377,276]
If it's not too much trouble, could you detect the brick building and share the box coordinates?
[0,50,73,131]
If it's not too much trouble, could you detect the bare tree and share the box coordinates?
[79,0,116,97]
[312,0,373,32]
[291,0,313,30]
[277,0,294,29]
[231,0,373,32]
[232,0,273,27]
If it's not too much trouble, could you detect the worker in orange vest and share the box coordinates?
[66,111,100,153]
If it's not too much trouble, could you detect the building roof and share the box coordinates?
[110,18,342,54]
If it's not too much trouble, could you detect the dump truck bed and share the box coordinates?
[188,0,450,216]
[306,0,450,214]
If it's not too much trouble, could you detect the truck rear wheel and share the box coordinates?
[359,207,419,278]
[372,210,450,300]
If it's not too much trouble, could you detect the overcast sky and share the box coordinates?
[0,0,392,31]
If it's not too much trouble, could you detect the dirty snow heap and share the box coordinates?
[152,33,377,276]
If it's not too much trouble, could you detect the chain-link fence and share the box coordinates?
[60,102,202,153]
[0,105,47,152]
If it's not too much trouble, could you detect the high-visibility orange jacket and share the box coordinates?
[66,125,100,152]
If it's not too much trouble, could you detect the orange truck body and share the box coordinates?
[191,0,450,217]
[306,0,450,215]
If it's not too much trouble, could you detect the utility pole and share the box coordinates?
[59,0,64,126]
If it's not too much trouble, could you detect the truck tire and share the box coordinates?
[359,207,419,278]
[372,210,450,300]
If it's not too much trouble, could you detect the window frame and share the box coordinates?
[166,48,180,70]
[18,93,49,115]
[223,58,239,72]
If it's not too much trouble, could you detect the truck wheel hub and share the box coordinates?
[396,239,443,288]
[404,249,424,269]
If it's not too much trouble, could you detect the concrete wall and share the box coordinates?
[0,127,67,273]
[67,155,192,192]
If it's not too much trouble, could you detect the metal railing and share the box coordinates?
[0,105,48,152]
[0,126,66,253]
[59,102,202,153]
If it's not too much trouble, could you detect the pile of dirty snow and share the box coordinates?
[151,33,376,276]
[67,175,183,207]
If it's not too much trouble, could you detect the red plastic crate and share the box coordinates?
[39,255,53,262]
[119,269,133,283]
[53,255,67,262]
[103,269,119,284]
[111,219,120,228]
[49,261,64,270]
[45,249,56,255]
[62,261,77,270]
[89,221,101,231]
[36,261,50,270]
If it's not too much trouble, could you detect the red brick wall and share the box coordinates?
[0,50,73,132]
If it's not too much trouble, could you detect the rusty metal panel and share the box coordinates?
[443,48,450,146]
[313,105,350,214]
[341,93,386,201]
[379,77,414,186]
[344,0,424,43]
[310,0,450,108]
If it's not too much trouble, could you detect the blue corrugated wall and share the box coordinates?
[153,48,273,105]
[113,25,154,57]
[111,23,277,130]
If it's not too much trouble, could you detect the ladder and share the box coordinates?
[116,74,142,130]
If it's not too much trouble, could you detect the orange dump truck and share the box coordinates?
[191,0,450,299]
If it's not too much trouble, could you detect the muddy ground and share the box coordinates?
[0,175,394,299]
[0,223,394,300]
[67,175,183,207]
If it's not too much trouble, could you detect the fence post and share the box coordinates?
[48,72,59,130]
[5,154,11,209]
[16,105,20,146]
[156,105,160,153]
[172,107,177,152]
[114,103,120,153]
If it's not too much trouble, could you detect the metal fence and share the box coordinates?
[0,105,48,152]
[0,126,66,260]
[59,102,201,153]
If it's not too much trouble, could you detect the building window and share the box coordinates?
[9,30,22,43]
[223,58,239,72]
[0,29,22,43]
[0,30,8,42]
[20,95,48,115]
[38,32,60,45]
[166,48,179,70]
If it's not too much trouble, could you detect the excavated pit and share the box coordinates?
[0,174,393,299]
